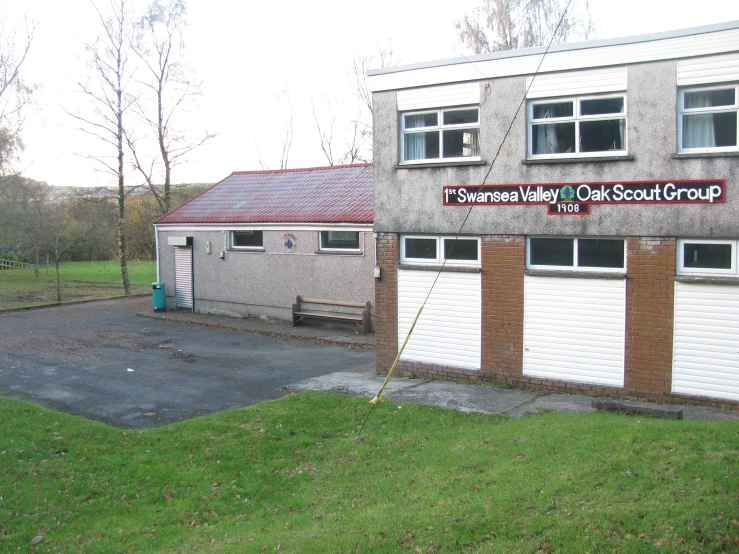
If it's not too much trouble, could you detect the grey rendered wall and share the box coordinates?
[157,229,375,320]
[373,60,739,237]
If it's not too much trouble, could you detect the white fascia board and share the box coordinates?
[368,28,739,93]
[154,223,373,232]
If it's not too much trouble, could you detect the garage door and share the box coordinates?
[673,283,739,401]
[523,275,625,387]
[174,246,194,312]
[398,269,481,370]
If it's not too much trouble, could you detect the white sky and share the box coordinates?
[5,0,739,187]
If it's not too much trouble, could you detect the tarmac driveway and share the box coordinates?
[0,297,374,429]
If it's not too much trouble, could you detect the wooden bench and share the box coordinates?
[292,296,372,334]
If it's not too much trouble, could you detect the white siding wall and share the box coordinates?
[397,83,480,111]
[523,276,626,387]
[677,52,739,85]
[525,66,627,98]
[398,270,481,370]
[672,283,739,401]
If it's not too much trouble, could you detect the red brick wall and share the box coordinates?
[375,233,399,375]
[481,235,525,382]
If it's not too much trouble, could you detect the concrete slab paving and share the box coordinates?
[507,393,598,417]
[392,381,536,415]
[288,371,421,398]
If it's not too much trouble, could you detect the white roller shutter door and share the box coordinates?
[398,270,481,370]
[523,275,625,387]
[174,246,194,311]
[673,283,739,401]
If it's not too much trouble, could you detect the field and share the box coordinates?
[0,392,737,553]
[0,260,156,311]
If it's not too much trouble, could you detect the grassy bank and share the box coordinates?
[0,392,737,553]
[0,260,156,310]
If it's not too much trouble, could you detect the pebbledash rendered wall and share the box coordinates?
[372,59,739,409]
[156,228,375,321]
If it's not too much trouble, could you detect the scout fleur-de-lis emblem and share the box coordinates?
[560,185,575,202]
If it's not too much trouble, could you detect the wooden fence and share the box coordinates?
[0,259,37,274]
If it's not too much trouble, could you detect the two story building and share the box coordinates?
[367,21,739,408]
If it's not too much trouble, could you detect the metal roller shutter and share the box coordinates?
[523,275,625,387]
[673,283,739,401]
[174,246,193,312]
[398,270,481,370]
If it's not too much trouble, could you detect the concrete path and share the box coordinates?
[288,372,739,421]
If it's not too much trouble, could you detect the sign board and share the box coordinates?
[443,180,725,215]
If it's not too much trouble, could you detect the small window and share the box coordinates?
[319,231,360,251]
[527,237,625,271]
[401,235,480,266]
[678,85,739,153]
[678,239,738,275]
[231,230,263,249]
[401,107,480,163]
[528,94,626,159]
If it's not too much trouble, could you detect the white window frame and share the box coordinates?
[527,94,627,160]
[677,84,739,154]
[677,239,738,275]
[400,235,481,267]
[526,237,626,273]
[318,230,362,253]
[230,230,264,250]
[400,106,480,164]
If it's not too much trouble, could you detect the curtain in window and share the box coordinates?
[534,110,558,154]
[404,133,426,160]
[683,92,716,148]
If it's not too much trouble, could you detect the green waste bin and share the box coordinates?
[152,282,166,312]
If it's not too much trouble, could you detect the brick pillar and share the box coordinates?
[481,235,525,382]
[625,237,676,399]
[375,233,399,375]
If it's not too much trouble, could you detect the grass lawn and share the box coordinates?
[0,392,737,553]
[0,260,156,310]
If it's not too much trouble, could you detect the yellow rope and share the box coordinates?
[369,305,424,405]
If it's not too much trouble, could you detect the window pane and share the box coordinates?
[683,243,733,269]
[580,119,625,152]
[232,230,263,248]
[443,109,478,125]
[578,239,625,268]
[405,238,437,259]
[684,89,735,109]
[530,238,573,266]
[321,231,359,250]
[404,131,439,160]
[532,102,573,119]
[532,123,575,154]
[683,113,738,148]
[443,239,478,261]
[405,113,437,129]
[443,129,479,158]
[580,97,624,116]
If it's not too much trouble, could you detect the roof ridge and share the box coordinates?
[230,163,372,176]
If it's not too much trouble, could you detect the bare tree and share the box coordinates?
[70,0,134,295]
[455,0,594,54]
[129,0,214,214]
[312,98,336,166]
[0,19,34,176]
[255,88,293,170]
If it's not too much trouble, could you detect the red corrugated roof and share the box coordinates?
[156,163,373,224]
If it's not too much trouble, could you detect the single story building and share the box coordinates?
[367,21,739,408]
[154,163,375,324]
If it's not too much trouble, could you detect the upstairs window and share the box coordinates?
[678,85,738,153]
[319,231,360,251]
[231,230,263,249]
[527,237,625,271]
[528,94,626,158]
[401,107,479,163]
[678,239,738,275]
[401,235,480,266]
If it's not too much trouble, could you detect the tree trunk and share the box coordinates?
[55,258,62,302]
[117,45,131,296]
